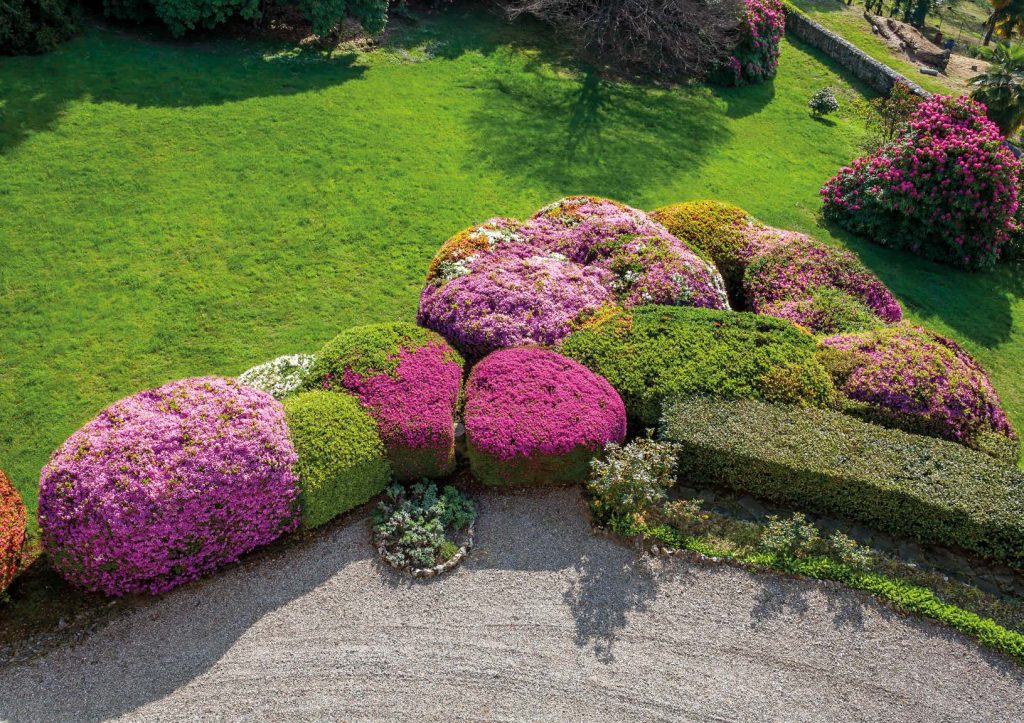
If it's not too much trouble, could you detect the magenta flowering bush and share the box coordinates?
[524,196,729,309]
[722,0,785,86]
[819,325,1018,460]
[418,248,616,358]
[306,322,464,480]
[38,377,300,596]
[744,236,902,333]
[464,347,627,487]
[821,95,1021,270]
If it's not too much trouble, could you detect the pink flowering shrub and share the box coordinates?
[464,348,627,487]
[418,248,616,358]
[306,322,464,480]
[821,95,1021,270]
[0,468,26,594]
[744,236,902,333]
[819,324,1019,461]
[722,0,785,86]
[524,196,729,309]
[426,218,529,283]
[38,377,300,596]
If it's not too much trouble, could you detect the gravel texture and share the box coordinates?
[0,487,1022,722]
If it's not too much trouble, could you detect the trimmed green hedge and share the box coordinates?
[559,305,835,425]
[659,397,1024,569]
[283,390,391,529]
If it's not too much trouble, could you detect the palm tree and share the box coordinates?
[984,0,1024,45]
[970,43,1024,136]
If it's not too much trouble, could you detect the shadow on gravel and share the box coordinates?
[0,512,375,723]
[750,575,867,632]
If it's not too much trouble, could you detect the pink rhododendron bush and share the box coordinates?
[819,324,1019,462]
[38,377,301,596]
[464,348,627,487]
[305,322,464,480]
[721,0,785,86]
[821,95,1021,270]
[744,234,903,334]
[0,468,26,594]
[418,196,728,357]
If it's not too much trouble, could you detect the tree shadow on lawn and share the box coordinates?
[826,223,1022,347]
[464,63,732,201]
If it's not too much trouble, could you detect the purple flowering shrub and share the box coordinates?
[524,196,729,309]
[0,468,26,593]
[821,95,1021,270]
[744,236,902,333]
[426,218,528,283]
[464,348,627,487]
[722,0,785,86]
[38,377,300,596]
[418,248,615,358]
[819,325,1019,460]
[306,322,464,480]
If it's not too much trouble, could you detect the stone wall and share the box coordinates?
[784,7,931,98]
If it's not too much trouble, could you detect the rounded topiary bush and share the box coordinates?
[38,377,300,596]
[426,218,529,284]
[756,287,888,335]
[821,95,1020,270]
[560,305,835,425]
[464,348,627,487]
[0,468,26,594]
[819,324,1019,461]
[283,390,391,529]
[523,196,729,309]
[238,354,316,399]
[744,236,902,333]
[650,200,762,303]
[418,248,615,358]
[305,322,463,480]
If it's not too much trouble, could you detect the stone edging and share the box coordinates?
[784,6,931,98]
[374,521,475,579]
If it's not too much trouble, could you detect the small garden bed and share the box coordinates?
[372,482,476,578]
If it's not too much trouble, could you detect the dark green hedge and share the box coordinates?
[283,390,391,529]
[659,397,1024,569]
[1,0,77,55]
[559,305,835,426]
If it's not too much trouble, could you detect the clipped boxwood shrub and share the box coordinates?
[283,390,391,529]
[38,378,301,596]
[559,305,835,425]
[819,324,1019,462]
[1,0,77,55]
[660,397,1024,569]
[0,468,26,594]
[650,200,762,303]
[464,348,626,487]
[744,236,902,334]
[305,322,463,480]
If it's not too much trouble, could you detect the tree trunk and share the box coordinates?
[983,18,996,46]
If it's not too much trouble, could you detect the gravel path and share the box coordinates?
[1,487,1022,722]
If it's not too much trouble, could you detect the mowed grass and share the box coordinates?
[1,7,1022,525]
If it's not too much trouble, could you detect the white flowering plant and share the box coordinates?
[237,354,316,399]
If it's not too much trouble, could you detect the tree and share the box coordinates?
[984,0,1024,45]
[970,43,1024,136]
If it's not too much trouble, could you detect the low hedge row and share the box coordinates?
[659,397,1024,569]
[560,305,835,425]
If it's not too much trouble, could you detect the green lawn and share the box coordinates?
[1,8,1022,526]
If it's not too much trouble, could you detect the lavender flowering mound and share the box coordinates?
[819,324,1019,461]
[464,348,627,487]
[523,196,729,309]
[418,247,615,358]
[426,218,529,284]
[305,322,464,480]
[744,235,902,334]
[38,377,300,596]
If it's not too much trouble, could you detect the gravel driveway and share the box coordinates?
[0,487,1021,722]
